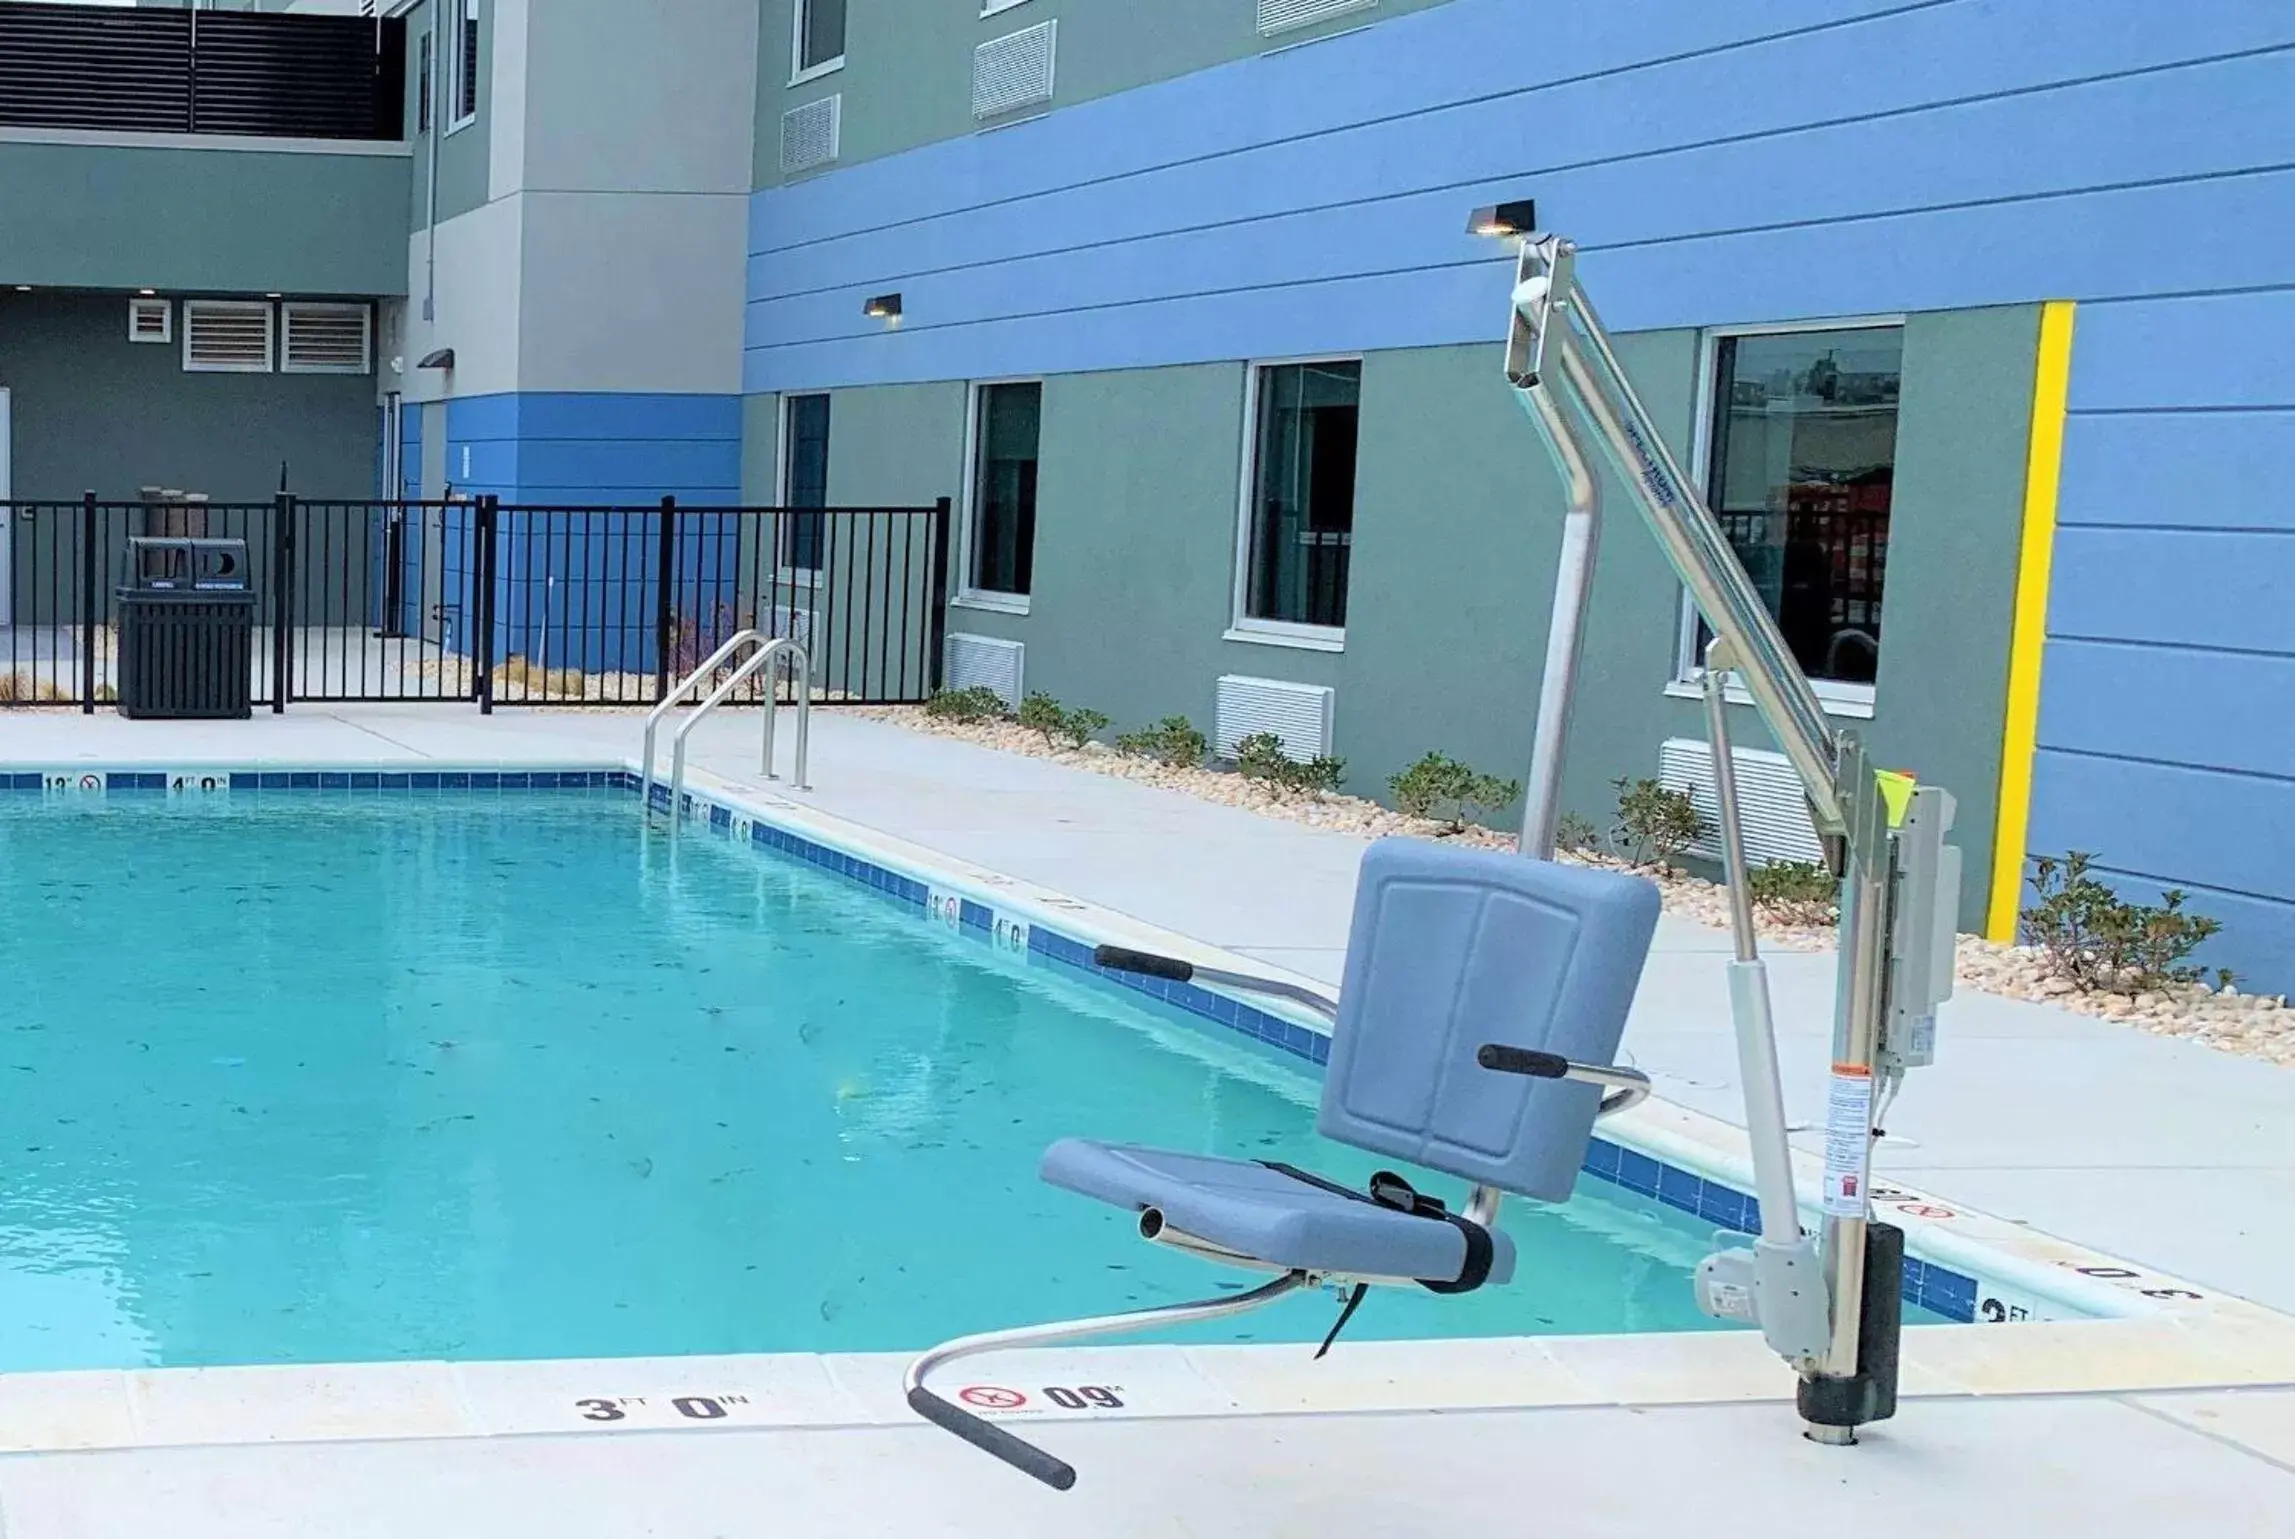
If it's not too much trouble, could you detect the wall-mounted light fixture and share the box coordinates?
[137,287,158,297]
[1466,199,1538,238]
[862,292,903,323]
[417,347,456,370]
[11,285,29,293]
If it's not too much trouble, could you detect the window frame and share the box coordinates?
[954,376,1042,616]
[1225,353,1361,654]
[775,391,832,586]
[789,0,846,87]
[447,0,479,134]
[1669,314,1907,720]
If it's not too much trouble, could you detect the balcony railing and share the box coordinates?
[0,3,404,142]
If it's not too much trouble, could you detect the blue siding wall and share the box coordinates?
[744,0,2295,988]
[437,393,743,672]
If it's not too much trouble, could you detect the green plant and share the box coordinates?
[1747,859,1839,926]
[2022,851,2226,996]
[924,685,1008,724]
[1233,732,1345,797]
[1612,776,1706,871]
[1017,692,1109,750]
[1387,752,1522,834]
[1555,811,1602,854]
[1115,715,1208,769]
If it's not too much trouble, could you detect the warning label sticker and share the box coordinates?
[1821,1063,1874,1219]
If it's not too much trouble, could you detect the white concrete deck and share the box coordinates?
[1,701,2290,1534]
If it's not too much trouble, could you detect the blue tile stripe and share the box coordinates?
[0,768,636,794]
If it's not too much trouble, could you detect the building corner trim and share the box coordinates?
[1985,299,2076,942]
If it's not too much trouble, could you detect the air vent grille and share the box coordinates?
[1258,0,1376,38]
[781,94,841,174]
[1658,737,1825,867]
[1214,675,1334,760]
[182,300,274,373]
[944,633,1024,708]
[973,20,1055,120]
[281,302,370,374]
[128,297,172,344]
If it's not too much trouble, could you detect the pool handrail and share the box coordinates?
[640,630,814,811]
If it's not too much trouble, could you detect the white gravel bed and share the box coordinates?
[852,705,2292,1069]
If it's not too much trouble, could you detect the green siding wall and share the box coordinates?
[0,141,407,296]
[742,306,2038,926]
[755,0,1453,189]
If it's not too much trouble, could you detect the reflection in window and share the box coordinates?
[1245,360,1359,630]
[969,382,1040,597]
[1702,327,1901,685]
[797,0,846,74]
[782,393,829,572]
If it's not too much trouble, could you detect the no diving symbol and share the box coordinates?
[958,1385,1027,1410]
[1895,1202,1957,1221]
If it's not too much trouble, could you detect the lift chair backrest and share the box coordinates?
[1318,839,1661,1203]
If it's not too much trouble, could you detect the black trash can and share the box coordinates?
[115,537,256,720]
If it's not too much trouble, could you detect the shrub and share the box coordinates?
[1234,731,1345,798]
[1388,752,1523,835]
[1612,776,1706,871]
[1748,859,1839,926]
[1115,715,1208,769]
[0,672,68,703]
[2022,851,2228,996]
[1017,692,1109,750]
[1555,812,1602,854]
[924,685,1008,724]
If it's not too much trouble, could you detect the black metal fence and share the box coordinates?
[0,496,953,713]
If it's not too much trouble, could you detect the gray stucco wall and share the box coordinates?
[0,291,378,501]
[0,138,408,296]
[756,0,1453,188]
[749,305,2040,927]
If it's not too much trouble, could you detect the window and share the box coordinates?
[449,0,479,130]
[181,300,275,374]
[415,29,432,134]
[964,381,1040,602]
[792,0,845,83]
[1686,324,1903,691]
[1236,360,1360,638]
[781,393,830,573]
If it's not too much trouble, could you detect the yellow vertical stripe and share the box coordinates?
[1986,300,2076,941]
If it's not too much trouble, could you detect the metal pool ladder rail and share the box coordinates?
[638,629,813,814]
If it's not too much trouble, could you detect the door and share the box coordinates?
[0,386,12,627]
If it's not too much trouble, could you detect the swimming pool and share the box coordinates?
[0,784,1921,1372]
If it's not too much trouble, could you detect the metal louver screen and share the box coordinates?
[973,20,1055,121]
[128,299,172,343]
[781,94,841,174]
[182,301,275,374]
[0,4,401,139]
[1258,0,1376,38]
[944,634,1024,709]
[1214,675,1334,760]
[281,303,371,374]
[1658,738,1826,868]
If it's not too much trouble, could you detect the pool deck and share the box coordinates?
[1,702,2290,1535]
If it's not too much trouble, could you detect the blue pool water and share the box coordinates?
[0,789,1790,1371]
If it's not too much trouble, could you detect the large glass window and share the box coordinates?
[781,393,830,573]
[1700,326,1901,686]
[968,382,1040,598]
[1243,360,1359,631]
[794,0,846,78]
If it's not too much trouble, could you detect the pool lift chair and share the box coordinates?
[908,203,1965,1486]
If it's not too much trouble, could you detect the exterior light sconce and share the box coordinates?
[863,292,903,325]
[417,348,456,370]
[1466,198,1538,238]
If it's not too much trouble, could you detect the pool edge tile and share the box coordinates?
[125,1360,476,1448]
